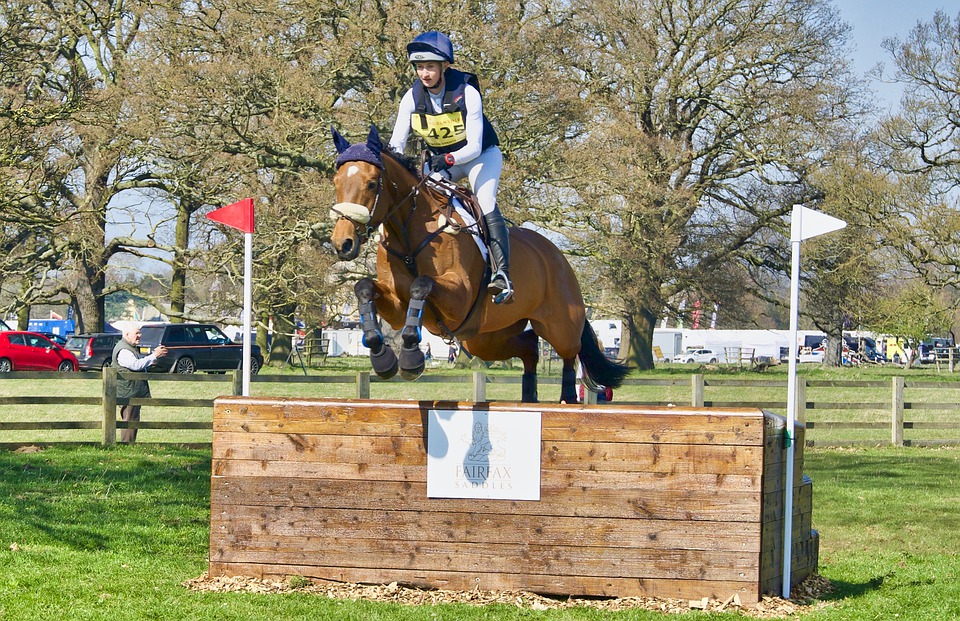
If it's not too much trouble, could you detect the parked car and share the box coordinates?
[65,332,123,371]
[918,337,954,364]
[38,332,70,347]
[0,331,78,372]
[672,348,719,364]
[138,323,263,374]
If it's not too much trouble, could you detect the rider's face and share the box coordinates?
[415,61,447,92]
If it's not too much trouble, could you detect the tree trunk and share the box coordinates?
[268,304,297,367]
[169,202,193,323]
[824,331,844,367]
[74,262,106,333]
[622,307,659,371]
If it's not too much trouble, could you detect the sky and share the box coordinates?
[833,0,953,112]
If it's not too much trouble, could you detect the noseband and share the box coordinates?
[331,161,430,245]
[330,174,384,243]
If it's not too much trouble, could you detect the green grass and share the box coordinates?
[1,445,959,619]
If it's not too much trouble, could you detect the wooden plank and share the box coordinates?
[0,397,101,405]
[211,459,762,493]
[209,536,760,583]
[207,561,758,603]
[210,476,763,522]
[210,505,760,552]
[213,398,768,445]
[0,421,101,430]
[212,431,764,476]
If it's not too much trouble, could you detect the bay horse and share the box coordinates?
[329,125,628,403]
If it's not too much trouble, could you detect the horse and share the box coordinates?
[329,125,628,403]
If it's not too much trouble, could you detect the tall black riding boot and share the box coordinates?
[482,209,514,304]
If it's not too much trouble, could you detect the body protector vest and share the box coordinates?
[410,68,499,154]
[112,339,152,400]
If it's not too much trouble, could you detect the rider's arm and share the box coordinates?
[388,89,415,153]
[448,84,485,165]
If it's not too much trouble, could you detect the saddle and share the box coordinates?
[421,173,489,240]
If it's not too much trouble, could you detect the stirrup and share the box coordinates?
[489,270,514,304]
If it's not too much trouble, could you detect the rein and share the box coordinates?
[336,155,488,340]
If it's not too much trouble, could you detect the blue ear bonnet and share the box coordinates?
[335,144,383,170]
[331,125,384,170]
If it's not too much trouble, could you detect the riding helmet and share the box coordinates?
[407,31,454,64]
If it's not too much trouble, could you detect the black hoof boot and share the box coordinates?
[399,345,425,381]
[371,345,399,379]
[559,368,578,404]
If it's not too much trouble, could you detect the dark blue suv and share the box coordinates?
[138,323,263,374]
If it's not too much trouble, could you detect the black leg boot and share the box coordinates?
[482,209,514,304]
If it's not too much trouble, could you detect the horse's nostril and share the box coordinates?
[342,239,353,254]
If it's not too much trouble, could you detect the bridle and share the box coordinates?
[329,173,385,245]
[330,157,441,261]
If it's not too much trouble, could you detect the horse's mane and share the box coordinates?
[381,146,460,210]
[382,147,421,177]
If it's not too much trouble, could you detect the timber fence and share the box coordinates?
[0,369,958,448]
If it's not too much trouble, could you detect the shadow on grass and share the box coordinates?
[0,446,211,555]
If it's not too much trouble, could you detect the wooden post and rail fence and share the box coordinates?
[1,369,958,447]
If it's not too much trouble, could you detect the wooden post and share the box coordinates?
[796,378,807,425]
[892,376,905,447]
[356,371,371,399]
[472,371,487,402]
[231,369,242,396]
[692,374,705,407]
[102,366,117,446]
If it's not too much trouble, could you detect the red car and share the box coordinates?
[0,331,79,372]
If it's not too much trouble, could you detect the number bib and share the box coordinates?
[411,111,467,149]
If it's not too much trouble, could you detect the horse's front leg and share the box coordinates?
[398,275,434,380]
[355,278,398,379]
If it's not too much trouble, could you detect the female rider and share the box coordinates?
[388,31,513,304]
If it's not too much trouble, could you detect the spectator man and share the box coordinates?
[112,326,168,444]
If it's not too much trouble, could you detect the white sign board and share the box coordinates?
[426,409,542,500]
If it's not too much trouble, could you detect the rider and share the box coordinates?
[388,31,513,303]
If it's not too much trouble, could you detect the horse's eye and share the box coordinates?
[366,180,378,192]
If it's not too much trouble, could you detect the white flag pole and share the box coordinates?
[783,206,803,598]
[783,204,846,598]
[242,232,252,396]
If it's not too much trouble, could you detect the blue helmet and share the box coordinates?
[407,31,454,64]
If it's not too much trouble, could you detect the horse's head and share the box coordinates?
[329,125,387,261]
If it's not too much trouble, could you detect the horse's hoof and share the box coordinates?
[371,345,398,379]
[398,346,425,381]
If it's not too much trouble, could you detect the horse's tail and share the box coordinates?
[578,322,630,389]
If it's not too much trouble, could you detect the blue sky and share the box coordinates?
[833,0,952,111]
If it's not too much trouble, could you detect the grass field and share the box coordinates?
[1,444,958,620]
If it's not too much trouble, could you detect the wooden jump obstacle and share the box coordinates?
[209,398,818,604]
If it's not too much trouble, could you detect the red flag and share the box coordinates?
[207,198,254,233]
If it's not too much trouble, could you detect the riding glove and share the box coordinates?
[430,153,455,172]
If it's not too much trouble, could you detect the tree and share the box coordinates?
[877,10,960,292]
[527,0,868,369]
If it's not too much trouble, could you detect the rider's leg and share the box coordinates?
[469,147,513,303]
[481,210,513,303]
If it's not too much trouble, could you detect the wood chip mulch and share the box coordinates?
[184,573,835,618]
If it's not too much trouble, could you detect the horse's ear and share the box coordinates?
[366,124,382,157]
[331,126,351,154]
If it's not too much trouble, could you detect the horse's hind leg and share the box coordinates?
[355,278,398,379]
[560,357,578,404]
[398,275,434,381]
